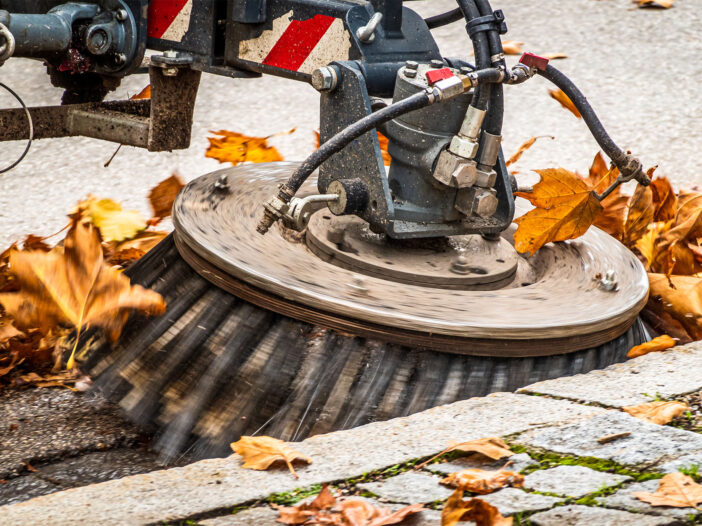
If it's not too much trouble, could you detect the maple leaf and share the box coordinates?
[627,334,676,358]
[647,273,702,341]
[513,168,603,255]
[504,136,553,168]
[650,208,702,276]
[72,196,147,243]
[148,174,185,222]
[651,177,678,222]
[636,221,673,271]
[501,40,523,55]
[548,89,581,118]
[440,468,524,495]
[623,401,689,425]
[623,184,654,247]
[206,130,285,166]
[634,473,702,508]
[418,437,513,469]
[636,0,674,8]
[0,221,166,368]
[231,435,311,478]
[580,153,628,239]
[441,490,512,526]
[131,85,151,100]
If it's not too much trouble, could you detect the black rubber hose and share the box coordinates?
[472,0,505,136]
[425,8,463,29]
[455,0,491,110]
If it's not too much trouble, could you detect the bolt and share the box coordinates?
[115,53,127,65]
[599,270,618,292]
[430,59,444,69]
[115,8,128,21]
[164,49,179,59]
[405,60,419,70]
[459,66,474,75]
[86,28,110,55]
[311,66,338,92]
[451,252,471,274]
[163,66,178,77]
[473,189,498,218]
[214,174,229,191]
[348,274,368,296]
[404,68,417,78]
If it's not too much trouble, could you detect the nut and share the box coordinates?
[405,60,419,70]
[433,150,476,188]
[449,135,479,159]
[473,189,498,218]
[454,188,476,216]
[311,66,338,92]
[475,168,497,188]
[430,59,444,68]
[452,162,477,188]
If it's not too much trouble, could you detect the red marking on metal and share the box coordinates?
[425,67,454,85]
[519,52,549,71]
[262,14,336,71]
[148,0,190,39]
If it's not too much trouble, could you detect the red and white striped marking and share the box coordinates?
[148,0,193,42]
[239,11,351,74]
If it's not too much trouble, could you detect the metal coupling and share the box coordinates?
[356,12,382,43]
[430,76,465,102]
[506,63,533,84]
[284,193,339,231]
[478,132,502,168]
[458,106,487,142]
[616,153,650,186]
[257,194,290,234]
[311,66,338,92]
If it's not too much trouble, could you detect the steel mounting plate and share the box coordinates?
[172,162,649,357]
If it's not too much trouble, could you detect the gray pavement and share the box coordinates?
[1,341,701,525]
[1,0,701,248]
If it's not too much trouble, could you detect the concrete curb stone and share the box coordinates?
[424,453,537,475]
[596,479,698,519]
[357,472,453,504]
[523,465,630,498]
[530,504,679,525]
[477,487,562,516]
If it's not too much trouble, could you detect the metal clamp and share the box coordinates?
[0,22,15,64]
[356,12,383,43]
[285,193,339,231]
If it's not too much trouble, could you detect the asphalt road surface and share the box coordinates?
[0,0,700,247]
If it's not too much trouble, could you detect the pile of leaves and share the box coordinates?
[0,175,183,388]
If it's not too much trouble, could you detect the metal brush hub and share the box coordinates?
[172,162,649,357]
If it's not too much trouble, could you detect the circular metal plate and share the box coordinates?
[173,163,649,355]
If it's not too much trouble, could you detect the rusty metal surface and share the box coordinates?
[172,162,649,348]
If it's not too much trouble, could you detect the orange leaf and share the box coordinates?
[542,52,568,60]
[623,400,689,425]
[623,184,654,247]
[636,221,672,271]
[0,221,166,368]
[418,437,513,469]
[148,174,185,221]
[514,168,602,255]
[634,473,702,509]
[0,320,23,344]
[548,89,581,118]
[505,136,553,168]
[636,0,674,8]
[647,273,702,341]
[651,177,678,222]
[130,85,151,100]
[442,490,512,526]
[501,41,523,55]
[441,468,524,494]
[230,436,311,478]
[626,334,676,358]
[205,130,284,166]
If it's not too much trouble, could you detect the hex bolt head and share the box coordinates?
[473,189,498,218]
[404,68,417,78]
[311,66,338,92]
[163,49,179,59]
[162,66,178,76]
[430,59,444,68]
[451,252,471,274]
[452,163,478,188]
[86,28,110,55]
[405,60,419,70]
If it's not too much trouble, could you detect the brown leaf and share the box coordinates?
[636,221,672,271]
[25,462,38,473]
[651,177,678,222]
[627,334,676,358]
[206,130,285,166]
[650,208,702,276]
[623,401,689,425]
[636,0,674,8]
[0,321,23,344]
[22,235,51,252]
[418,437,513,469]
[623,184,654,247]
[647,273,702,341]
[548,89,581,118]
[0,222,166,368]
[441,490,512,526]
[501,41,523,55]
[231,436,311,478]
[148,174,185,221]
[541,52,568,60]
[514,169,603,255]
[634,473,702,508]
[581,155,628,239]
[505,136,553,168]
[441,468,524,494]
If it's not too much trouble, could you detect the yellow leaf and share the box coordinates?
[626,334,676,358]
[206,130,285,166]
[623,184,654,247]
[548,89,581,118]
[441,490,512,526]
[418,437,513,469]
[636,221,672,270]
[73,196,147,243]
[647,273,702,341]
[0,222,166,368]
[441,468,524,494]
[513,168,603,255]
[634,473,702,508]
[636,0,674,8]
[623,400,689,425]
[148,174,185,221]
[501,40,523,55]
[231,435,311,478]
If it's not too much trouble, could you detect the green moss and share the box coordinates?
[266,484,323,506]
[345,458,424,486]
[678,464,701,481]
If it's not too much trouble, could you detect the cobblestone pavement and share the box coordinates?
[1,342,701,525]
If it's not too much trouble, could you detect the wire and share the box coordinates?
[0,81,33,174]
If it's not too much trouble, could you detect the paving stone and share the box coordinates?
[515,411,702,466]
[0,393,604,526]
[658,452,702,474]
[426,453,537,475]
[530,504,678,525]
[0,475,60,506]
[519,342,702,407]
[200,506,280,526]
[477,488,562,516]
[357,472,453,503]
[596,479,698,519]
[523,465,630,498]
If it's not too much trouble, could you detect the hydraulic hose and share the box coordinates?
[424,8,463,29]
[536,64,649,186]
[472,0,504,136]
[455,0,491,110]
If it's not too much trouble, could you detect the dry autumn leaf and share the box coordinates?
[206,130,285,166]
[548,89,581,118]
[650,177,678,222]
[627,334,676,358]
[441,468,524,494]
[623,184,654,246]
[131,85,151,100]
[542,52,568,60]
[0,221,166,368]
[0,321,23,343]
[636,221,673,271]
[442,490,512,526]
[418,437,513,469]
[231,435,311,478]
[148,174,185,221]
[514,168,603,255]
[636,0,674,8]
[647,273,702,342]
[275,483,424,525]
[505,136,553,168]
[501,40,523,55]
[580,153,628,239]
[623,401,690,425]
[73,196,147,243]
[634,473,702,508]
